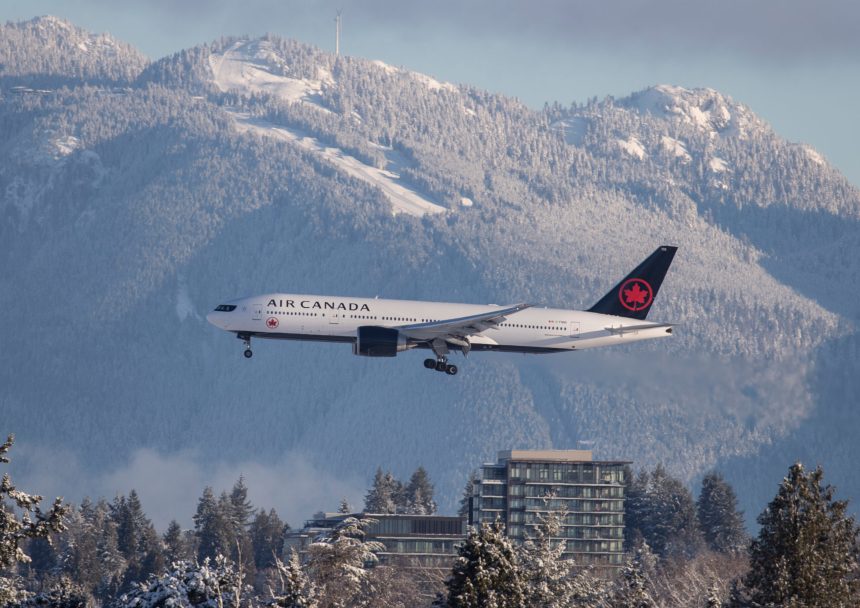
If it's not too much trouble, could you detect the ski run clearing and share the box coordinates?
[231,113,446,217]
[210,40,446,217]
[209,39,332,103]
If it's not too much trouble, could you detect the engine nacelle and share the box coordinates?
[354,326,411,357]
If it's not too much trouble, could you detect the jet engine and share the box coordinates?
[353,326,412,357]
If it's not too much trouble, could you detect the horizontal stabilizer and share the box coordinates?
[604,323,675,335]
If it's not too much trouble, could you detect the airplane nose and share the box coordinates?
[206,312,220,327]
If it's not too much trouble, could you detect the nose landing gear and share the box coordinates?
[239,334,253,359]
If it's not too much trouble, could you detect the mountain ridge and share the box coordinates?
[1,16,857,527]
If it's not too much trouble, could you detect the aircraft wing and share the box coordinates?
[397,303,531,343]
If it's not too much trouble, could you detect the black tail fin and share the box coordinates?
[587,246,677,320]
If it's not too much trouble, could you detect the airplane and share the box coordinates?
[206,246,677,376]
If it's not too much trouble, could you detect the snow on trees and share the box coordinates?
[305,516,384,608]
[114,556,252,608]
[440,521,526,608]
[270,549,318,608]
[738,462,860,607]
[364,466,437,515]
[0,434,69,605]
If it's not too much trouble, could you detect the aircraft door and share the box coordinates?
[251,303,263,321]
[569,322,580,337]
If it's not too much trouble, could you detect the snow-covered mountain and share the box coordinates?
[1,17,858,527]
[0,16,148,86]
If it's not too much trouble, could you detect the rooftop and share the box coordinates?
[498,449,594,462]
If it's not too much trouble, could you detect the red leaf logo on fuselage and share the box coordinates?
[266,317,279,329]
[619,278,653,312]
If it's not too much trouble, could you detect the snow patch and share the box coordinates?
[371,60,398,75]
[460,197,474,207]
[617,136,646,160]
[209,39,332,108]
[230,113,446,217]
[410,71,457,93]
[803,146,825,166]
[53,135,81,157]
[628,85,749,137]
[552,117,588,146]
[709,157,729,173]
[370,59,457,93]
[660,135,691,162]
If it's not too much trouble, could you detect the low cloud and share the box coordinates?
[12,443,366,531]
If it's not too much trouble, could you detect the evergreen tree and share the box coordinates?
[625,464,704,558]
[271,549,318,608]
[697,471,747,554]
[194,486,233,561]
[114,556,250,608]
[457,471,478,519]
[405,466,437,515]
[163,520,194,565]
[363,468,398,514]
[0,434,68,605]
[229,476,255,531]
[441,521,526,608]
[567,567,610,608]
[63,498,125,601]
[741,462,860,607]
[110,490,164,591]
[226,479,257,582]
[11,576,87,608]
[337,498,351,514]
[612,544,657,608]
[306,516,384,608]
[518,508,575,607]
[250,508,288,570]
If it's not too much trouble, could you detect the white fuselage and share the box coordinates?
[206,293,672,354]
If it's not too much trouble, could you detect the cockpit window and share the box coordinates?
[214,304,237,312]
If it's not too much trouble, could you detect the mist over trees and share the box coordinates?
[3,432,860,606]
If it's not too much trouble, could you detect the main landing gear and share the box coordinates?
[424,358,458,375]
[239,334,253,358]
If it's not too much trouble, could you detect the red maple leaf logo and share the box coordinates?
[624,283,648,306]
[619,279,653,311]
[266,317,279,329]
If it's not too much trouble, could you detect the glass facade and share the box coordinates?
[472,452,629,567]
[284,513,466,569]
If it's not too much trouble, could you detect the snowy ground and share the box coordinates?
[231,113,447,217]
[209,39,331,105]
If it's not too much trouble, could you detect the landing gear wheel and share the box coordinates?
[435,361,448,372]
[243,349,253,359]
[424,358,436,369]
[445,364,458,376]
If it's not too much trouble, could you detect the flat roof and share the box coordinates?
[498,449,593,462]
[492,450,632,465]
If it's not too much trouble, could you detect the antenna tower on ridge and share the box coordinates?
[335,10,342,56]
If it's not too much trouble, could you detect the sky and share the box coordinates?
[3,0,860,185]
